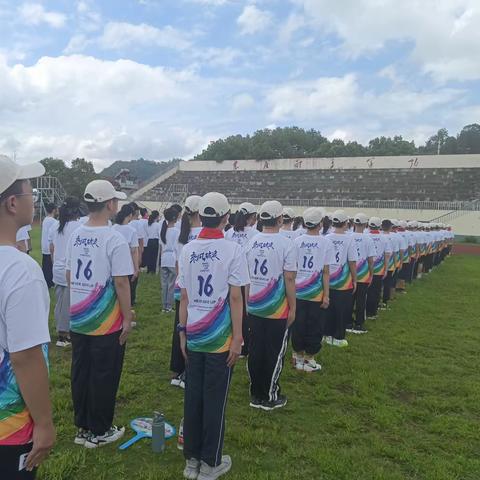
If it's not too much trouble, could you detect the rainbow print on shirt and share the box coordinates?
[388,251,396,271]
[330,263,353,290]
[187,298,232,353]
[248,275,289,319]
[0,345,48,445]
[373,255,386,276]
[296,271,324,302]
[174,281,181,302]
[356,258,371,283]
[70,280,123,335]
[402,247,410,264]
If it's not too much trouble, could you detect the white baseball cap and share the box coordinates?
[0,155,45,196]
[332,209,349,223]
[184,195,202,213]
[282,207,296,220]
[407,220,417,228]
[259,200,283,220]
[238,202,257,215]
[199,192,230,217]
[354,212,368,225]
[303,207,324,227]
[84,180,127,203]
[398,220,407,228]
[369,216,382,228]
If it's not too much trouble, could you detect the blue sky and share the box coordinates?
[0,0,479,169]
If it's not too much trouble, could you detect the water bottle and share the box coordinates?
[152,411,165,453]
[177,418,184,450]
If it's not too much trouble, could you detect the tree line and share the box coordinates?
[193,124,480,161]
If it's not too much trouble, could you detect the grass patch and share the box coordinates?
[27,227,480,480]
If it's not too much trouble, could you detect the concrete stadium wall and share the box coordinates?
[179,154,480,172]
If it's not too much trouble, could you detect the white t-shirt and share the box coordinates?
[16,225,32,252]
[279,229,300,241]
[130,219,148,243]
[351,232,376,283]
[178,237,249,353]
[225,226,259,249]
[326,232,357,290]
[146,221,160,240]
[294,234,334,302]
[382,233,398,271]
[66,225,133,336]
[51,221,81,286]
[41,217,58,255]
[245,232,297,319]
[79,216,89,225]
[160,226,180,268]
[368,232,392,276]
[0,246,50,446]
[112,224,139,249]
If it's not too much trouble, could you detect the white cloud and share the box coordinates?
[18,2,66,28]
[99,22,192,50]
[293,0,480,81]
[278,13,305,43]
[232,93,255,112]
[237,4,273,35]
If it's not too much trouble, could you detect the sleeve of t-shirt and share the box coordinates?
[178,248,187,289]
[325,239,336,265]
[228,245,249,286]
[130,230,139,248]
[110,236,134,277]
[347,237,357,261]
[283,240,297,272]
[65,234,72,272]
[384,237,393,253]
[367,238,376,258]
[5,279,50,353]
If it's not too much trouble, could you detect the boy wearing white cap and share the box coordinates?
[0,155,55,478]
[325,210,358,347]
[245,200,296,410]
[348,213,376,334]
[381,219,396,307]
[279,207,299,240]
[292,208,334,371]
[178,192,248,480]
[396,220,411,292]
[66,180,134,448]
[366,217,392,318]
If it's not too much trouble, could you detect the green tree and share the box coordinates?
[457,124,480,154]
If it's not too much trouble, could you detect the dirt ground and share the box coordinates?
[453,243,480,255]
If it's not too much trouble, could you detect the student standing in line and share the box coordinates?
[113,204,140,307]
[292,207,333,372]
[0,155,55,479]
[67,180,133,449]
[279,208,298,240]
[16,224,32,253]
[178,192,248,480]
[41,202,58,288]
[138,207,149,267]
[347,213,375,334]
[245,200,297,411]
[145,210,160,274]
[366,217,392,319]
[50,197,82,347]
[225,202,258,356]
[324,210,357,348]
[170,196,203,389]
[160,207,180,313]
[129,202,147,271]
[381,219,396,308]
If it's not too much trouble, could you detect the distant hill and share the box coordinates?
[101,158,180,182]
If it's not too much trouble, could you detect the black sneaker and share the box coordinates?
[84,425,125,448]
[249,397,263,409]
[260,395,287,411]
[352,325,368,334]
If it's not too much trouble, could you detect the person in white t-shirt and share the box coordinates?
[347,213,376,334]
[279,207,299,240]
[128,202,147,265]
[159,207,180,312]
[138,207,149,267]
[225,202,258,357]
[145,210,160,273]
[292,207,334,373]
[16,224,32,253]
[113,204,140,306]
[325,210,358,348]
[50,197,82,347]
[170,195,203,389]
[0,155,55,478]
[245,200,297,411]
[40,202,58,288]
[178,192,248,479]
[66,180,133,449]
[381,219,396,307]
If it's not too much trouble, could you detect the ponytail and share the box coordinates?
[160,219,168,244]
[160,207,178,244]
[115,204,133,225]
[58,197,81,234]
[178,212,192,245]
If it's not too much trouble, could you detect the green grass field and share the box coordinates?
[28,227,480,480]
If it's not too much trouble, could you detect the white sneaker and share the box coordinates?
[295,359,304,371]
[74,428,90,445]
[84,425,125,448]
[184,458,200,479]
[56,339,71,347]
[171,373,186,389]
[303,359,322,372]
[345,328,355,334]
[322,336,333,345]
[197,455,232,480]
[332,338,349,348]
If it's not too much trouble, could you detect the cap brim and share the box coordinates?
[17,162,45,180]
[114,191,127,200]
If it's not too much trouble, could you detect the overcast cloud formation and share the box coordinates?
[0,0,479,169]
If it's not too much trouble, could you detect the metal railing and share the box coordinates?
[32,176,67,223]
